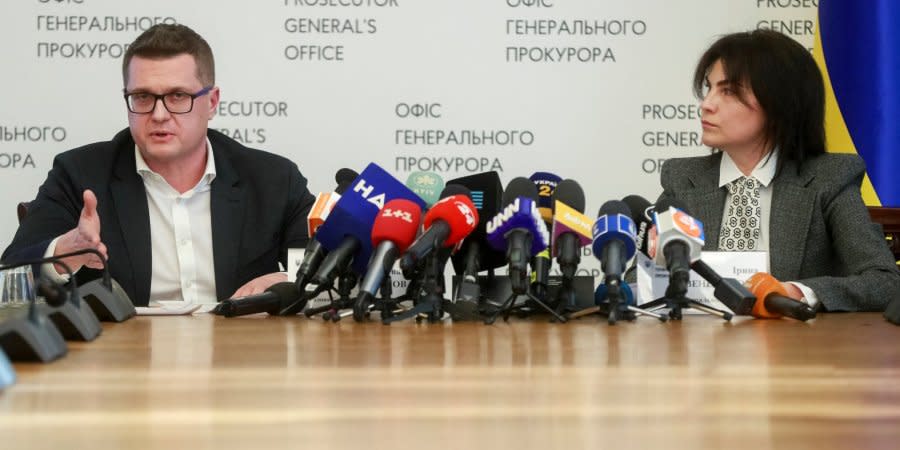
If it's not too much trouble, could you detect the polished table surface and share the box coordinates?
[1,312,899,449]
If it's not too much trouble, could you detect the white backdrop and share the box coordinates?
[0,0,817,257]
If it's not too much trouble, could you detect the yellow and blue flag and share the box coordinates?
[813,0,900,206]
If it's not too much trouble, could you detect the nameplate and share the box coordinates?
[635,251,767,314]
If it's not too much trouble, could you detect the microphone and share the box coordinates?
[529,172,562,300]
[653,199,757,316]
[353,199,422,321]
[47,248,136,322]
[294,168,358,295]
[484,178,564,324]
[652,198,705,295]
[486,177,550,295]
[446,171,506,308]
[591,201,636,323]
[529,171,562,223]
[551,179,590,280]
[405,171,445,206]
[218,282,304,318]
[744,272,817,321]
[1,256,100,344]
[593,200,637,283]
[305,163,427,294]
[621,195,655,257]
[398,185,478,276]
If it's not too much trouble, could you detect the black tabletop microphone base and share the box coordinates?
[39,300,102,342]
[0,308,68,363]
[80,278,137,322]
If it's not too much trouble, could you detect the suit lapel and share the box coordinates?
[769,162,816,280]
[209,137,245,300]
[681,154,726,250]
[110,138,152,306]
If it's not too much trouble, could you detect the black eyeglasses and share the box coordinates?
[123,86,213,114]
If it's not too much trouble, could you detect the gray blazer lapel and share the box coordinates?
[110,148,152,306]
[769,162,816,280]
[210,146,245,301]
[681,157,726,250]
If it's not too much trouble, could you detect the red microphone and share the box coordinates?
[355,199,423,308]
[399,193,479,273]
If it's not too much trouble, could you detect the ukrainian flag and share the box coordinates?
[813,0,900,206]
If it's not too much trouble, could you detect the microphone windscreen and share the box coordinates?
[371,199,423,252]
[440,184,471,198]
[529,172,562,222]
[405,171,445,206]
[591,201,637,260]
[446,171,506,272]
[622,195,653,222]
[423,194,479,247]
[554,179,586,214]
[598,200,633,218]
[335,168,359,194]
[656,197,690,215]
[502,177,538,206]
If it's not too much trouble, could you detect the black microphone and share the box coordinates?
[621,195,655,257]
[218,282,304,317]
[446,171,505,309]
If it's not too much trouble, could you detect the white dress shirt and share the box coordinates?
[718,151,820,309]
[43,139,219,304]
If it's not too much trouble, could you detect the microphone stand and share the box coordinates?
[346,275,409,322]
[304,263,359,321]
[484,247,567,324]
[641,270,733,321]
[568,278,667,324]
[383,249,448,324]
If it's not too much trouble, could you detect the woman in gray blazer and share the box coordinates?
[657,29,900,312]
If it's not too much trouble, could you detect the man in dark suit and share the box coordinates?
[2,24,316,307]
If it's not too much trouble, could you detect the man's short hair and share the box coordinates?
[122,23,215,87]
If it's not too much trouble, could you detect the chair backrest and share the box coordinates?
[16,202,30,225]
[868,207,900,262]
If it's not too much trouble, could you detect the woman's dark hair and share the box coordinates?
[693,29,825,173]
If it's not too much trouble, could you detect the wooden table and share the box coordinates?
[1,313,899,449]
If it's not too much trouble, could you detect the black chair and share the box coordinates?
[868,207,900,262]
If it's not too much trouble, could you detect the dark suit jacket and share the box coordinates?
[658,152,900,312]
[2,128,316,306]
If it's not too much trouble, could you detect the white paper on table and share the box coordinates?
[135,301,209,315]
